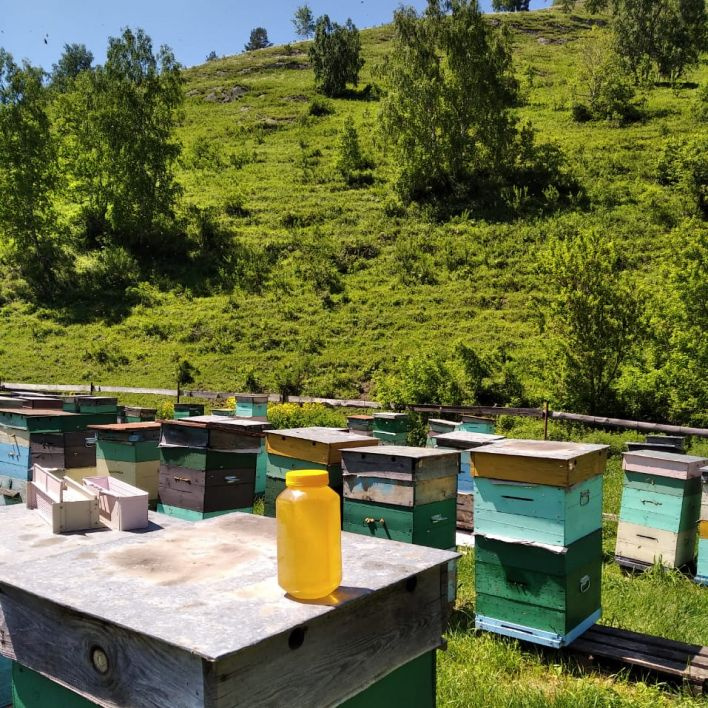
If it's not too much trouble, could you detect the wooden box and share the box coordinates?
[156,504,252,521]
[475,530,602,647]
[160,447,257,472]
[457,491,474,531]
[266,428,379,466]
[434,431,505,450]
[173,403,204,419]
[622,450,708,480]
[474,475,603,546]
[210,408,234,417]
[618,474,700,533]
[30,432,96,470]
[471,440,608,487]
[625,441,685,454]
[696,527,708,584]
[645,435,686,449]
[159,465,256,513]
[83,476,149,531]
[122,407,157,423]
[26,466,101,534]
[161,417,271,453]
[342,498,456,550]
[373,412,410,434]
[21,398,63,410]
[266,452,342,485]
[236,394,269,419]
[615,520,696,568]
[97,439,159,464]
[75,396,118,414]
[90,422,161,443]
[0,655,8,708]
[347,414,374,434]
[0,396,25,409]
[63,467,104,484]
[341,446,459,508]
[459,415,495,434]
[702,467,708,520]
[428,418,460,435]
[0,513,455,708]
[96,458,158,501]
[0,409,84,434]
[372,430,408,445]
[0,426,31,480]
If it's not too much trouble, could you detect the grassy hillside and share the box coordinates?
[0,7,705,406]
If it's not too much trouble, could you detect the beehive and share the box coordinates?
[341,446,459,556]
[615,451,707,570]
[263,428,379,517]
[459,415,495,435]
[158,417,271,519]
[372,413,410,445]
[471,440,607,647]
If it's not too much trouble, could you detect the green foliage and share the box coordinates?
[0,51,71,300]
[175,357,199,387]
[56,28,185,258]
[656,136,707,217]
[244,28,272,52]
[205,51,218,62]
[267,402,347,429]
[50,43,93,91]
[378,0,570,209]
[307,97,334,116]
[537,225,646,415]
[595,0,708,82]
[694,81,708,122]
[335,116,373,184]
[492,0,530,10]
[572,28,638,123]
[292,5,316,40]
[309,15,364,97]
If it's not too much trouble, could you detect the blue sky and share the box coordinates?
[1,1,550,70]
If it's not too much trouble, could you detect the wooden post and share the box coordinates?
[90,381,95,395]
[543,401,549,441]
[176,382,181,404]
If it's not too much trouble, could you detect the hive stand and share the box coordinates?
[0,511,456,708]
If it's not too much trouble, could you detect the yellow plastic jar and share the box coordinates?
[276,470,342,600]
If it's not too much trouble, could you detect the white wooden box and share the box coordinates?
[83,476,149,531]
[622,451,708,481]
[615,520,696,568]
[26,466,101,534]
[701,467,708,521]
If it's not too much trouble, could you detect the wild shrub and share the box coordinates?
[571,28,638,123]
[335,117,374,185]
[307,97,335,116]
[309,16,364,97]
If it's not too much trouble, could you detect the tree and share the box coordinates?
[205,50,218,62]
[571,28,636,122]
[56,28,185,257]
[50,43,93,90]
[245,27,272,52]
[586,0,707,82]
[492,0,530,10]
[0,50,69,299]
[538,227,645,415]
[309,15,364,97]
[292,5,316,39]
[378,0,523,202]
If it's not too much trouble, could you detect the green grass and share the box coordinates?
[0,7,704,410]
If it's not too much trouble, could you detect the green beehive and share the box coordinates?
[459,415,495,435]
[475,530,602,647]
[373,412,410,434]
[173,403,205,419]
[236,394,269,419]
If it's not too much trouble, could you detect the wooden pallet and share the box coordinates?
[568,624,708,694]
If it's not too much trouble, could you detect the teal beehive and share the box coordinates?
[474,475,603,547]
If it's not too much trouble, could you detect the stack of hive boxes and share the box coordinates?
[89,422,161,506]
[459,415,495,434]
[615,450,706,570]
[0,400,115,501]
[341,445,460,603]
[372,413,410,445]
[434,431,506,531]
[347,414,375,436]
[472,439,607,647]
[264,428,379,518]
[158,416,272,520]
[173,403,204,420]
[426,418,460,448]
[232,394,270,495]
[697,467,708,585]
